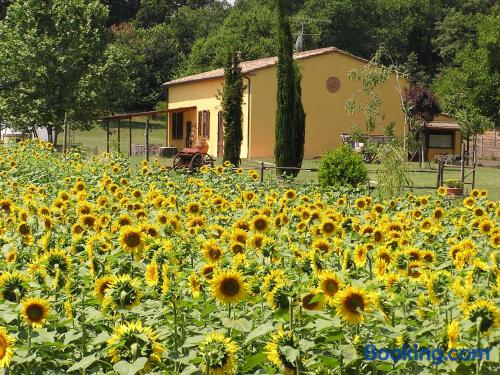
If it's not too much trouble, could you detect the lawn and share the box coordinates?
[73,126,500,200]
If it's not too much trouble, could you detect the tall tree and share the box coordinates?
[274,0,306,177]
[100,0,141,25]
[0,0,125,144]
[220,50,245,166]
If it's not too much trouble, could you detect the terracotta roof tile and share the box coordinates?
[164,47,347,87]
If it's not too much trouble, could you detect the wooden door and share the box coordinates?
[217,112,224,158]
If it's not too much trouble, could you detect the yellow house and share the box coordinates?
[164,47,410,159]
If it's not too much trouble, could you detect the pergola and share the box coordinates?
[101,107,196,161]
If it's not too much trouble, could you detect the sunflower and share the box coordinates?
[302,289,324,311]
[479,220,493,234]
[103,275,142,312]
[202,239,223,263]
[419,218,433,232]
[119,226,144,253]
[17,222,31,236]
[320,220,336,236]
[251,215,269,232]
[199,332,239,375]
[0,271,30,302]
[334,286,370,324]
[188,273,202,298]
[21,297,50,328]
[353,245,368,268]
[94,276,116,302]
[42,248,72,277]
[354,198,366,210]
[211,269,248,304]
[433,207,444,220]
[107,320,165,369]
[465,300,499,334]
[145,261,159,287]
[490,234,500,248]
[0,326,15,368]
[318,271,341,305]
[186,201,202,216]
[201,264,216,280]
[265,326,301,375]
[473,207,485,217]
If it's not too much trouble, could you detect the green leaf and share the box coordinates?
[64,330,83,345]
[179,365,199,375]
[92,331,112,346]
[280,345,299,364]
[67,354,98,372]
[113,357,148,375]
[242,352,267,372]
[221,318,252,332]
[245,321,275,344]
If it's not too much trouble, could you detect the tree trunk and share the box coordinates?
[47,125,53,143]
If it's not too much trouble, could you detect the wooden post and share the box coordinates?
[165,113,169,147]
[260,161,265,183]
[480,135,483,158]
[106,119,110,154]
[145,117,150,162]
[472,135,477,189]
[436,161,442,188]
[460,142,465,188]
[62,112,68,153]
[117,119,121,153]
[128,118,132,156]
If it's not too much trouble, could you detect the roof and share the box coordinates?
[164,47,366,87]
[427,122,460,130]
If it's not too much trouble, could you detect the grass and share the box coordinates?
[73,126,500,200]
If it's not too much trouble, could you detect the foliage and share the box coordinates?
[374,142,412,199]
[434,6,499,133]
[110,22,182,110]
[318,145,368,188]
[0,140,499,374]
[179,0,275,76]
[100,0,140,25]
[0,0,130,144]
[274,0,306,178]
[444,178,462,188]
[220,51,245,166]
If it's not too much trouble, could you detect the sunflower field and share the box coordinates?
[0,140,499,375]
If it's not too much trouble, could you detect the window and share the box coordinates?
[428,132,454,149]
[172,112,183,140]
[198,110,210,138]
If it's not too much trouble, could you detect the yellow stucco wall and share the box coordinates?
[167,51,408,159]
[167,79,249,158]
[248,52,408,158]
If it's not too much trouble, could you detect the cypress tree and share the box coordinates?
[221,50,244,166]
[274,0,305,177]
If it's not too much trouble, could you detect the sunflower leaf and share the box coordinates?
[66,354,98,372]
[242,352,267,372]
[113,357,148,375]
[245,321,274,344]
[280,345,299,364]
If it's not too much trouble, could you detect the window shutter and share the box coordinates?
[172,113,177,139]
[198,112,202,137]
[179,112,184,139]
[206,111,210,138]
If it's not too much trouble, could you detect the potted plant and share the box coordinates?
[443,179,463,196]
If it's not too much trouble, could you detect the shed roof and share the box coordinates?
[427,122,461,130]
[164,47,367,87]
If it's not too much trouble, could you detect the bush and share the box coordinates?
[318,145,368,188]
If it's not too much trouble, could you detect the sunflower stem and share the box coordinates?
[228,302,232,319]
[27,326,32,375]
[476,318,481,375]
[80,285,87,361]
[289,296,294,332]
[172,299,178,352]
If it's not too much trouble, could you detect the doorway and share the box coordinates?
[185,121,192,148]
[217,112,224,158]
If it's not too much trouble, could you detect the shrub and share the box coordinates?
[318,145,368,188]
